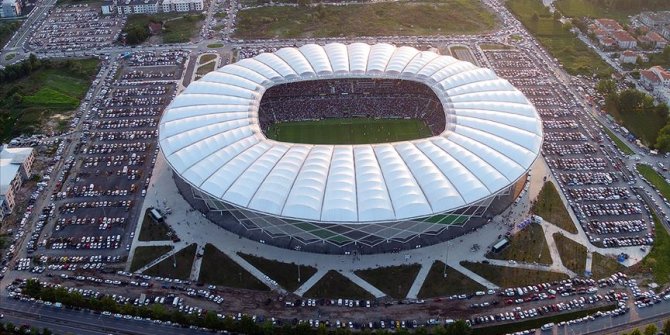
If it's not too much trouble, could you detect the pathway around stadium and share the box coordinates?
[131,154,647,299]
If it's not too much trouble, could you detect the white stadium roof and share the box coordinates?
[159,43,542,224]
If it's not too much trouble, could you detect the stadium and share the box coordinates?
[158,43,543,254]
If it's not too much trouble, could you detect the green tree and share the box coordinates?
[532,12,540,22]
[663,319,670,335]
[656,124,670,152]
[597,79,617,95]
[553,10,561,20]
[645,324,658,335]
[631,329,643,335]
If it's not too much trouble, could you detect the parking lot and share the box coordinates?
[28,4,125,52]
[0,51,187,277]
[483,49,652,250]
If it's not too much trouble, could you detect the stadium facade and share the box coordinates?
[158,43,543,253]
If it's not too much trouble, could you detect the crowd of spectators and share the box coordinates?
[258,79,446,135]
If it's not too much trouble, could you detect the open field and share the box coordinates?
[0,58,100,141]
[532,181,578,233]
[266,118,432,145]
[602,123,635,155]
[553,233,587,275]
[418,261,486,298]
[555,0,670,21]
[637,164,670,201]
[355,265,420,299]
[590,252,625,279]
[129,246,173,272]
[237,253,316,292]
[304,270,374,300]
[488,223,552,265]
[507,0,612,78]
[461,262,569,287]
[199,244,268,290]
[123,14,203,44]
[234,0,496,39]
[144,244,197,280]
[138,209,172,241]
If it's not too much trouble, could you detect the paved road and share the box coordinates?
[0,300,211,335]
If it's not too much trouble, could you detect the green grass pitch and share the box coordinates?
[265,118,433,145]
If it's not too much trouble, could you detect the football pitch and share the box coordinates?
[265,118,433,145]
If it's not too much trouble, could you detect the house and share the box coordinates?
[640,69,660,89]
[645,31,667,49]
[161,0,203,12]
[596,18,623,32]
[0,145,34,221]
[639,11,670,28]
[1,0,21,18]
[650,66,670,86]
[620,50,638,64]
[598,36,616,49]
[612,30,637,49]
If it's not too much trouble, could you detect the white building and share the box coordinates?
[117,0,159,14]
[0,145,34,221]
[101,0,116,15]
[1,0,21,18]
[162,0,202,13]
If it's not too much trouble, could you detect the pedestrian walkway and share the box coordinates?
[340,271,386,299]
[190,244,205,281]
[406,264,431,299]
[294,269,328,296]
[132,242,188,273]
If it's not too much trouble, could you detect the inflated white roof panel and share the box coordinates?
[159,43,542,224]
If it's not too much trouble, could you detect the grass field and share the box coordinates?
[138,209,172,241]
[237,253,317,292]
[555,0,670,21]
[199,244,268,290]
[266,118,432,144]
[488,223,552,265]
[590,252,625,279]
[129,246,173,272]
[461,261,569,287]
[418,261,486,298]
[196,62,216,76]
[199,54,217,64]
[304,270,373,300]
[553,233,587,275]
[144,244,197,280]
[355,264,421,299]
[601,124,635,155]
[636,164,670,201]
[506,0,612,78]
[234,0,496,39]
[0,59,100,141]
[532,181,578,233]
[637,211,670,284]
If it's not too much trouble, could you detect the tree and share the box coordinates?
[597,79,617,95]
[656,123,670,152]
[662,319,670,335]
[631,329,643,335]
[553,10,561,20]
[644,324,658,335]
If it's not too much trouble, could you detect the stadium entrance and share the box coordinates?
[258,78,446,145]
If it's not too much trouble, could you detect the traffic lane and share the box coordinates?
[1,300,211,335]
[551,300,670,335]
